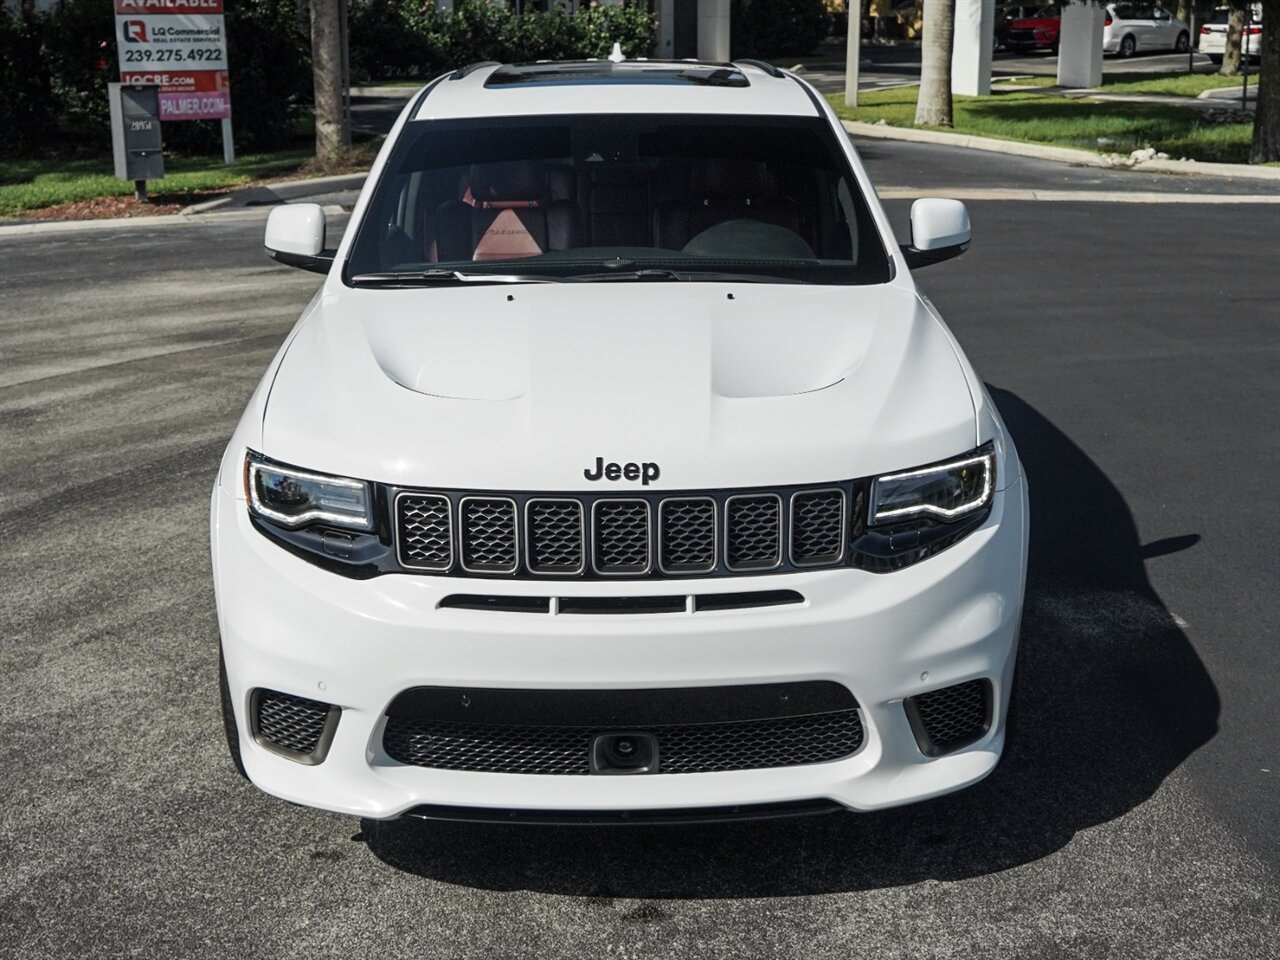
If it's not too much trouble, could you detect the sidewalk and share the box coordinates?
[1002,83,1257,112]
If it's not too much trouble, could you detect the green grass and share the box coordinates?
[830,87,1254,163]
[995,70,1247,96]
[0,151,312,217]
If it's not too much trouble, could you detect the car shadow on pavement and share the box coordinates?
[362,387,1219,897]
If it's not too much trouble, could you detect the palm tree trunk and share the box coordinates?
[1251,0,1280,162]
[311,0,343,162]
[915,0,956,126]
[1219,1,1244,75]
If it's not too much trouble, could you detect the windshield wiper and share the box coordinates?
[350,269,562,287]
[566,268,801,284]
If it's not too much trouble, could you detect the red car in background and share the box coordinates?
[1000,6,1062,53]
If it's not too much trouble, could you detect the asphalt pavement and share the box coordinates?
[1,141,1277,959]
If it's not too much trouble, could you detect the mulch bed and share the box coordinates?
[19,192,230,221]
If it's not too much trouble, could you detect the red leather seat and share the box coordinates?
[434,162,581,262]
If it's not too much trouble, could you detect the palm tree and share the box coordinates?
[1252,0,1279,162]
[311,0,344,162]
[915,0,956,126]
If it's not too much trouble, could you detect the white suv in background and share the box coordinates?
[1103,2,1191,57]
[211,57,1029,826]
[1199,4,1263,65]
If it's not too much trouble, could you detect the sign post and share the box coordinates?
[114,0,234,163]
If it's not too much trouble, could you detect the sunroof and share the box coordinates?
[484,61,750,89]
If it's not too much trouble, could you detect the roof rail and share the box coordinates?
[451,60,500,80]
[735,59,784,78]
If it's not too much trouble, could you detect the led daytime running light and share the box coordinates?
[871,451,994,523]
[246,455,374,531]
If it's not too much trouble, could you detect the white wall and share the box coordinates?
[657,0,677,59]
[952,0,996,97]
[697,0,731,62]
[1057,0,1105,88]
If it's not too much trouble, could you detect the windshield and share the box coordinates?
[345,113,891,286]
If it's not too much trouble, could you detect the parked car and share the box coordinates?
[995,4,1044,52]
[1001,5,1061,54]
[213,56,1028,825]
[1103,3,1191,57]
[1199,4,1263,65]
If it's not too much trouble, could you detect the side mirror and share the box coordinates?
[901,198,971,269]
[264,203,334,274]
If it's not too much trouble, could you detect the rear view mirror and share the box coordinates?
[902,198,971,269]
[265,203,334,274]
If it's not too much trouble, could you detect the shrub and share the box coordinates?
[732,0,833,59]
[41,0,117,137]
[0,7,56,155]
[348,0,657,81]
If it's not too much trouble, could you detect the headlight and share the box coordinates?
[869,443,994,525]
[245,452,374,531]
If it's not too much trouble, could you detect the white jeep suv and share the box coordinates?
[211,58,1029,825]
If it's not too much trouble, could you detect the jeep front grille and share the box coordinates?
[396,484,851,580]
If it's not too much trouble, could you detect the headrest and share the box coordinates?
[695,160,776,200]
[470,162,544,203]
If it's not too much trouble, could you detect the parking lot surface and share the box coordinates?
[1,151,1277,958]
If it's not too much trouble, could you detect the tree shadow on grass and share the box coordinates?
[362,388,1218,897]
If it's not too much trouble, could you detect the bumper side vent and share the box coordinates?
[904,679,991,757]
[252,688,339,764]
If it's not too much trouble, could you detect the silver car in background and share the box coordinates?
[1103,2,1191,57]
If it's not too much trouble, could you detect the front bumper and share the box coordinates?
[212,476,1028,819]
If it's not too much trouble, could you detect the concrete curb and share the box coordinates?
[1199,85,1258,102]
[842,120,1280,181]
[0,204,348,239]
[876,187,1280,203]
[182,172,368,215]
[844,120,1114,167]
[350,84,422,97]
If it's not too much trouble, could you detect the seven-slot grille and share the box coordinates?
[396,486,850,579]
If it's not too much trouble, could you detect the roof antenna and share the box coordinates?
[607,42,625,64]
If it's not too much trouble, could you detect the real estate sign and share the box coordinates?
[115,0,231,121]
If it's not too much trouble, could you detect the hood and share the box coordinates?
[261,282,977,491]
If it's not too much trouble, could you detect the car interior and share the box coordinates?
[349,115,887,279]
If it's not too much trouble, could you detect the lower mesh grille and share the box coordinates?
[382,709,864,775]
[254,689,334,757]
[905,679,990,756]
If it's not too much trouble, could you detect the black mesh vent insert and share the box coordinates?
[460,498,518,573]
[526,499,584,574]
[397,493,452,570]
[906,679,991,756]
[726,495,782,570]
[383,709,864,775]
[255,689,332,756]
[659,497,717,574]
[790,489,845,566]
[592,500,650,574]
